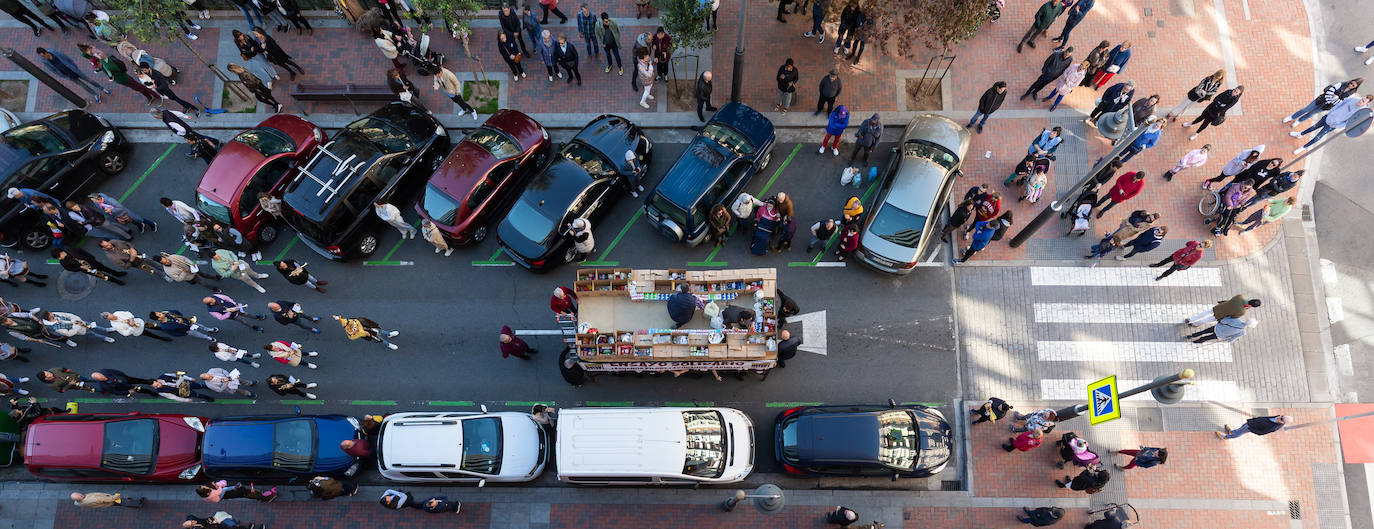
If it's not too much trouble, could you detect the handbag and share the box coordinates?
[1210,113,1226,126]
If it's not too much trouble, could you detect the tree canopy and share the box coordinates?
[652,0,714,51]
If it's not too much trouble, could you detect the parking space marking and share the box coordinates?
[687,260,729,267]
[281,399,326,405]
[765,401,823,407]
[471,247,513,266]
[787,175,881,267]
[688,145,802,268]
[583,209,644,267]
[118,144,177,202]
[349,400,397,406]
[362,260,415,266]
[256,236,299,265]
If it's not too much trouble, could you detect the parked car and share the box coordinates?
[643,102,773,246]
[556,407,754,485]
[376,410,549,484]
[774,402,953,479]
[201,415,363,481]
[855,114,970,274]
[0,110,129,249]
[280,102,450,260]
[414,110,550,245]
[24,412,206,482]
[195,115,326,245]
[497,114,651,271]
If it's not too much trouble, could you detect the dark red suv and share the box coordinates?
[24,412,207,482]
[196,115,326,245]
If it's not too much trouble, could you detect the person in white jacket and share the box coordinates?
[565,218,594,261]
[210,340,261,367]
[1291,94,1374,154]
[1044,60,1088,112]
[1203,145,1264,190]
[1162,144,1210,181]
[199,368,254,397]
[730,192,764,232]
[100,311,173,342]
[374,201,416,239]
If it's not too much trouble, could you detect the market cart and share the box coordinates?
[572,267,781,381]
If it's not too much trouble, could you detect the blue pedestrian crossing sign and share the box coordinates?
[1087,375,1121,425]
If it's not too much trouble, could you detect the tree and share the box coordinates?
[106,0,242,90]
[652,0,714,51]
[406,0,482,36]
[843,0,992,57]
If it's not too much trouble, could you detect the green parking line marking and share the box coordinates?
[281,399,325,405]
[505,401,553,407]
[592,209,643,262]
[428,400,475,406]
[787,261,816,267]
[687,261,728,267]
[349,400,397,406]
[211,399,257,404]
[584,401,635,407]
[118,144,176,202]
[579,261,619,267]
[785,177,883,267]
[686,145,802,267]
[471,247,513,265]
[71,398,114,403]
[256,236,298,265]
[764,401,822,408]
[900,402,946,407]
[175,245,187,256]
[664,401,713,407]
[756,144,802,197]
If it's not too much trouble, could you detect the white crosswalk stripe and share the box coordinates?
[1030,266,1223,287]
[1034,303,1212,324]
[1037,341,1233,362]
[1040,379,1241,402]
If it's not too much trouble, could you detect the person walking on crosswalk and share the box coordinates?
[1187,316,1257,344]
[1149,239,1211,281]
[1186,295,1260,327]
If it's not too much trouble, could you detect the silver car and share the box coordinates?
[856,114,971,274]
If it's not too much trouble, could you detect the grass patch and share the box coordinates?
[222,86,257,114]
[462,80,500,115]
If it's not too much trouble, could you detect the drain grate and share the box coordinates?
[1289,500,1302,520]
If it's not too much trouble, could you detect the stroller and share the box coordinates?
[117,40,179,80]
[1005,153,1052,187]
[1086,503,1140,529]
[1065,190,1097,237]
[1055,432,1101,469]
[398,31,444,76]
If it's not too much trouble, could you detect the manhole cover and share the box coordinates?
[55,271,95,300]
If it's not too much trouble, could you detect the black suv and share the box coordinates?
[281,102,450,260]
[0,110,128,249]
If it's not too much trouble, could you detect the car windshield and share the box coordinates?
[505,197,556,243]
[272,419,316,472]
[467,128,521,159]
[903,140,959,170]
[778,415,800,464]
[196,193,233,224]
[234,127,297,157]
[101,419,158,475]
[650,193,691,229]
[914,410,951,472]
[0,123,68,171]
[700,123,756,156]
[420,183,464,224]
[877,411,918,471]
[281,205,327,241]
[562,141,617,178]
[868,204,928,249]
[346,117,414,153]
[460,417,502,474]
[682,411,727,478]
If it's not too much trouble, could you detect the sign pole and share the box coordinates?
[1055,369,1194,422]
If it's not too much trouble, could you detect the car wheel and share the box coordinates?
[357,233,380,257]
[472,225,487,243]
[98,151,127,175]
[258,223,279,245]
[21,228,50,250]
[756,151,772,172]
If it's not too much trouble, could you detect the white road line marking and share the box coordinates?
[473,262,516,267]
[1040,379,1240,402]
[1365,464,1374,526]
[1328,297,1345,324]
[1321,259,1338,286]
[1033,303,1211,324]
[1037,341,1233,362]
[1030,267,1222,287]
[513,330,567,336]
[815,262,846,268]
[1336,344,1355,376]
[1241,0,1251,20]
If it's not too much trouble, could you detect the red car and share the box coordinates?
[24,412,207,482]
[414,109,550,245]
[196,115,326,245]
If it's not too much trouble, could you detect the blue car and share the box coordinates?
[201,415,363,481]
[643,102,776,246]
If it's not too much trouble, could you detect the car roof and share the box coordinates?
[484,109,545,149]
[901,114,971,157]
[796,413,881,464]
[25,414,199,469]
[571,115,637,161]
[885,157,948,214]
[656,138,728,208]
[283,133,383,220]
[710,102,775,149]
[202,419,277,468]
[380,414,466,468]
[557,408,690,475]
[519,157,597,215]
[428,138,497,199]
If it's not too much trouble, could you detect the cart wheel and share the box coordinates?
[1198,190,1221,217]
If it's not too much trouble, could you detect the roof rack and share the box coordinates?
[295,140,368,211]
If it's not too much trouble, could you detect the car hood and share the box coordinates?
[497,414,543,479]
[795,414,880,464]
[197,140,266,207]
[156,419,203,475]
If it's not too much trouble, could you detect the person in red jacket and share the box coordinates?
[1002,429,1043,452]
[1150,239,1212,280]
[835,223,861,262]
[975,191,1003,222]
[500,326,538,359]
[1094,171,1146,218]
[550,286,578,317]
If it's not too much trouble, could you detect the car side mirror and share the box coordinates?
[955,170,965,178]
[888,399,897,408]
[476,479,486,488]
[480,404,488,413]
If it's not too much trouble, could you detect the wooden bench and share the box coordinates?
[289,84,396,115]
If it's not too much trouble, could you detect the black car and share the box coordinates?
[280,102,450,260]
[496,115,651,271]
[0,110,129,249]
[774,402,953,479]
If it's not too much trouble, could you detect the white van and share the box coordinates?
[555,407,755,485]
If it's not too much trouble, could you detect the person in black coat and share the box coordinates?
[1218,414,1289,439]
[1086,81,1133,122]
[1021,47,1074,100]
[554,33,581,86]
[0,0,53,36]
[776,329,801,368]
[666,284,701,329]
[52,247,126,284]
[253,28,304,79]
[695,70,716,122]
[277,0,312,33]
[969,82,1006,133]
[499,4,528,55]
[559,347,586,387]
[1019,506,1065,526]
[1185,85,1243,140]
[1056,468,1109,493]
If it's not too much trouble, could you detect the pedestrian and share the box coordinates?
[1056,468,1110,494]
[500,325,537,359]
[0,372,29,395]
[826,506,859,526]
[631,32,650,90]
[89,48,160,104]
[1016,0,1065,53]
[834,2,859,52]
[1076,40,1111,87]
[1089,41,1131,89]
[200,368,254,398]
[308,476,357,500]
[1217,414,1288,440]
[340,438,373,458]
[160,197,203,226]
[595,13,622,75]
[369,200,418,240]
[265,340,318,368]
[802,0,829,43]
[651,26,672,80]
[1205,145,1264,190]
[1149,239,1212,281]
[1186,294,1261,326]
[819,105,850,156]
[844,15,870,64]
[576,5,598,59]
[84,369,156,397]
[87,193,154,234]
[1051,0,1093,44]
[775,58,799,113]
[1018,506,1065,526]
[1043,61,1086,112]
[334,315,400,350]
[1167,70,1225,122]
[373,28,404,71]
[835,223,861,262]
[99,239,157,276]
[380,489,418,510]
[555,33,582,86]
[147,371,217,402]
[1086,81,1134,124]
[51,247,125,285]
[0,253,43,288]
[158,253,219,290]
[66,200,134,240]
[530,404,555,425]
[1010,408,1057,433]
[36,309,116,345]
[498,31,527,81]
[636,49,655,108]
[1131,93,1160,125]
[411,220,451,258]
[1002,429,1044,452]
[1021,46,1075,101]
[517,4,541,56]
[231,30,278,85]
[1113,446,1167,470]
[252,27,303,80]
[534,29,560,83]
[1188,315,1257,344]
[550,286,579,316]
[227,63,282,114]
[71,491,143,509]
[1291,94,1373,155]
[421,496,462,514]
[196,481,276,503]
[843,195,867,225]
[149,309,219,341]
[36,366,84,393]
[266,373,316,399]
[806,218,839,251]
[565,218,594,261]
[1284,78,1362,128]
[386,67,419,107]
[938,197,973,243]
[708,204,731,245]
[695,70,716,122]
[559,347,586,387]
[850,113,881,165]
[666,283,703,329]
[228,0,265,29]
[211,249,269,293]
[35,47,110,102]
[1114,225,1167,260]
[1184,85,1244,141]
[539,0,567,24]
[183,512,261,529]
[273,259,326,293]
[140,64,199,114]
[970,397,1013,425]
[1,0,53,35]
[1248,170,1301,208]
[1118,120,1163,163]
[1027,127,1063,157]
[776,0,791,21]
[958,219,998,263]
[816,70,843,116]
[1162,144,1210,181]
[0,341,31,363]
[1092,170,1145,218]
[730,192,764,232]
[267,301,321,333]
[210,340,261,367]
[427,68,475,120]
[187,134,222,165]
[963,81,1009,134]
[278,0,311,33]
[498,3,527,55]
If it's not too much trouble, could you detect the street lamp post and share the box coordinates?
[730,0,747,102]
[1281,107,1373,171]
[1054,369,1194,422]
[720,484,785,514]
[1,47,85,108]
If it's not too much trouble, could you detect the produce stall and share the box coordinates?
[572,267,780,379]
